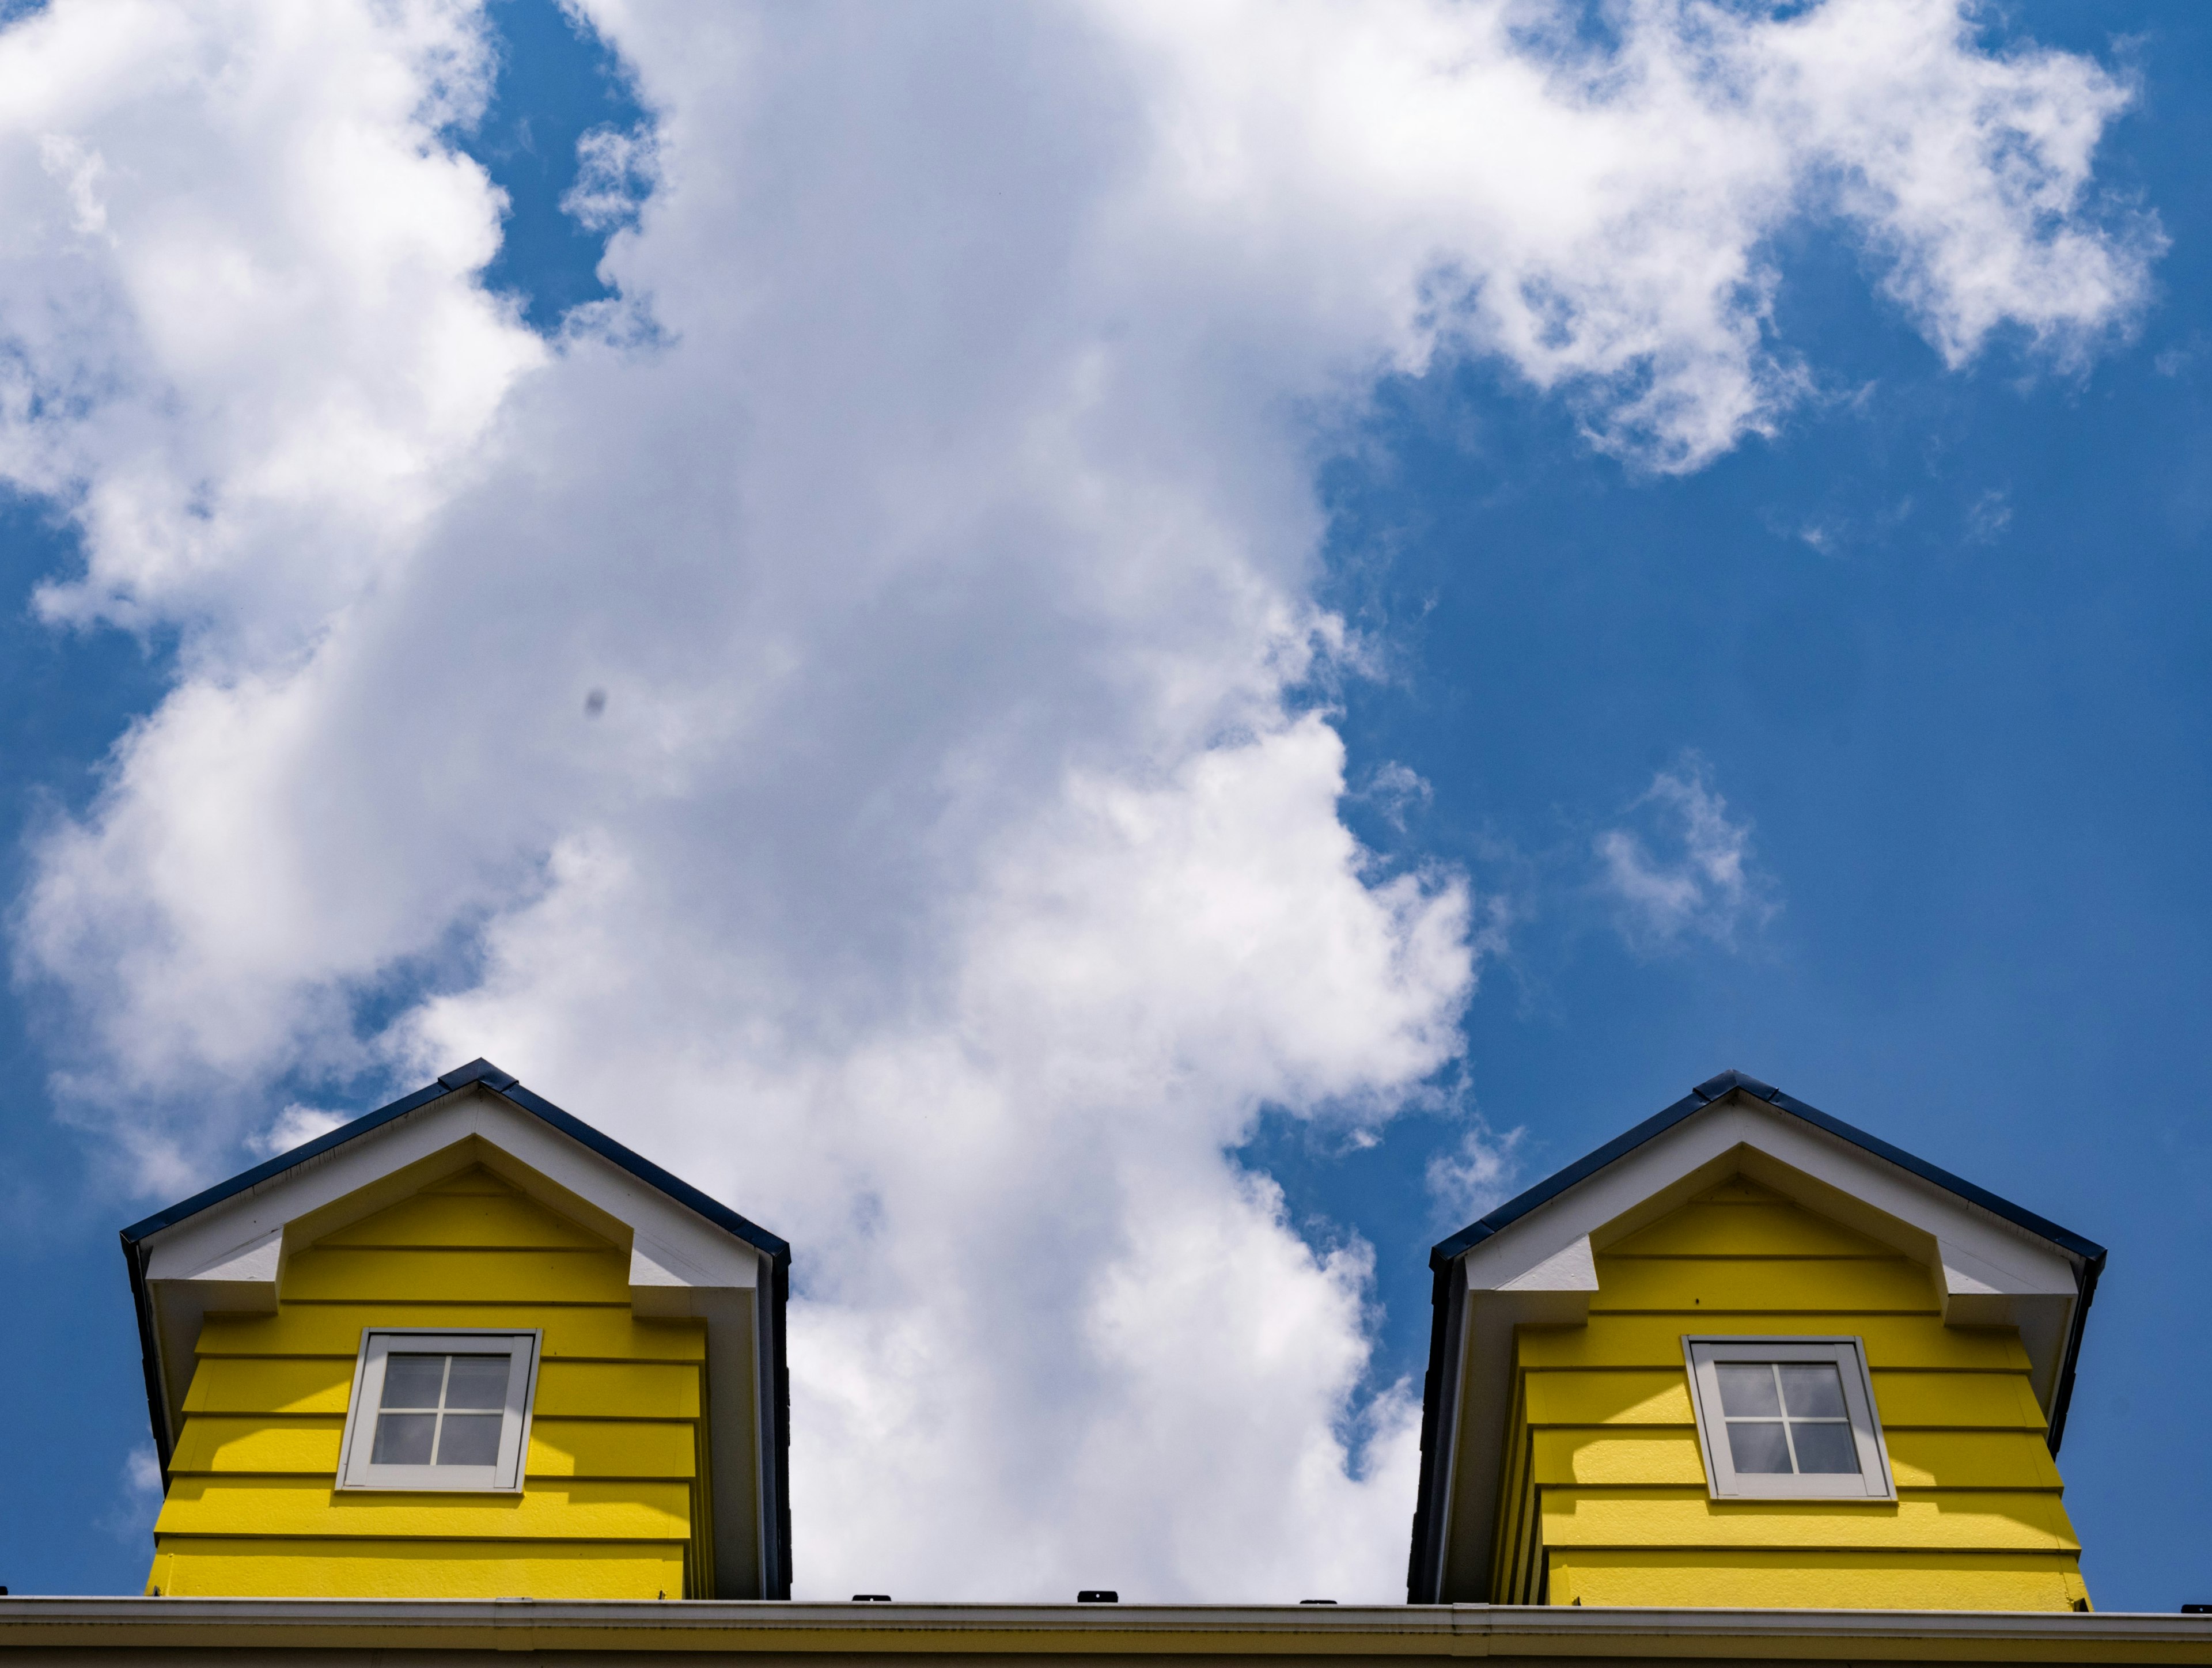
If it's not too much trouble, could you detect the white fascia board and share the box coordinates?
[1459,1095,2081,1314]
[142,1087,758,1290]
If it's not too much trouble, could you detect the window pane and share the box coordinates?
[1789,1420,1860,1474]
[436,1413,504,1466]
[1725,1419,1793,1473]
[1778,1363,1847,1419]
[371,1411,436,1464]
[1716,1363,1781,1417]
[445,1355,510,1410]
[381,1355,446,1409]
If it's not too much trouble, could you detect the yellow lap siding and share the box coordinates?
[1520,1367,2048,1431]
[1533,1428,2068,1490]
[154,1476,691,1541]
[1872,1369,2052,1430]
[184,1357,352,1415]
[281,1246,631,1303]
[1523,1370,1694,1426]
[169,1416,698,1481]
[1550,1549,2091,1611]
[146,1539,683,1600]
[1607,1195,1901,1258]
[1540,1487,2080,1552]
[180,1356,702,1420]
[312,1192,613,1250]
[1589,1256,1938,1314]
[196,1307,704,1362]
[1518,1313,2032,1371]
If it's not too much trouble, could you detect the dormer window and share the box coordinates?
[1683,1336,1895,1501]
[338,1329,541,1492]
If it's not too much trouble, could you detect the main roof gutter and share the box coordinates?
[1,1598,2206,1662]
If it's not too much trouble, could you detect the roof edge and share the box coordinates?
[120,1062,790,1261]
[1428,1070,2105,1271]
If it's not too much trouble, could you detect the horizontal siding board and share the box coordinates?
[1530,1428,2068,1491]
[196,1307,703,1362]
[168,1417,697,1481]
[1519,1367,2050,1432]
[1873,1371,2050,1432]
[1532,1429,1706,1487]
[1517,1314,2031,1372]
[180,1357,701,1419]
[282,1247,631,1303]
[1886,1430,2067,1490]
[1590,1257,1938,1315]
[1536,1487,2081,1551]
[153,1476,692,1541]
[315,1193,611,1251]
[538,1360,701,1419]
[1522,1370,1694,1427]
[183,1358,351,1416]
[148,1539,683,1600]
[1605,1204,1900,1260]
[1550,1549,2087,1612]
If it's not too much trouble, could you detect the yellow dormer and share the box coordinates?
[1407,1071,2103,1612]
[120,1060,790,1601]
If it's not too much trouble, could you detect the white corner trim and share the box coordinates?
[628,1233,756,1307]
[1938,1236,2075,1302]
[183,1225,282,1284]
[1496,1234,1599,1295]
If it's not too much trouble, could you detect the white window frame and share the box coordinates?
[1682,1335,1895,1502]
[336,1329,542,1492]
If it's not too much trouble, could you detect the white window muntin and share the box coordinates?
[337,1329,541,1492]
[1682,1336,1895,1501]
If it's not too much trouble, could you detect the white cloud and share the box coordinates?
[244,1102,350,1159]
[0,0,2150,1601]
[1426,1114,1523,1227]
[97,1444,164,1544]
[1596,757,1776,949]
[561,123,658,234]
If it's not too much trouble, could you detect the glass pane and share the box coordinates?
[371,1411,436,1465]
[1725,1419,1793,1473]
[445,1355,510,1410]
[1789,1420,1860,1474]
[381,1355,446,1409]
[436,1413,504,1466]
[1715,1363,1780,1416]
[1778,1363,1847,1419]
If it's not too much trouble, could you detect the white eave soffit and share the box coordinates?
[1455,1092,2081,1324]
[140,1085,763,1309]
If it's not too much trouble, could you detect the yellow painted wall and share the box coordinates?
[146,1166,713,1600]
[1487,1177,2088,1612]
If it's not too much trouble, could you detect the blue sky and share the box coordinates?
[0,0,2204,1609]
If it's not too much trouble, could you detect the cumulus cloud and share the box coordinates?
[0,0,2152,1601]
[96,1445,164,1544]
[244,1102,350,1159]
[1426,1113,1524,1226]
[1596,757,1776,949]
